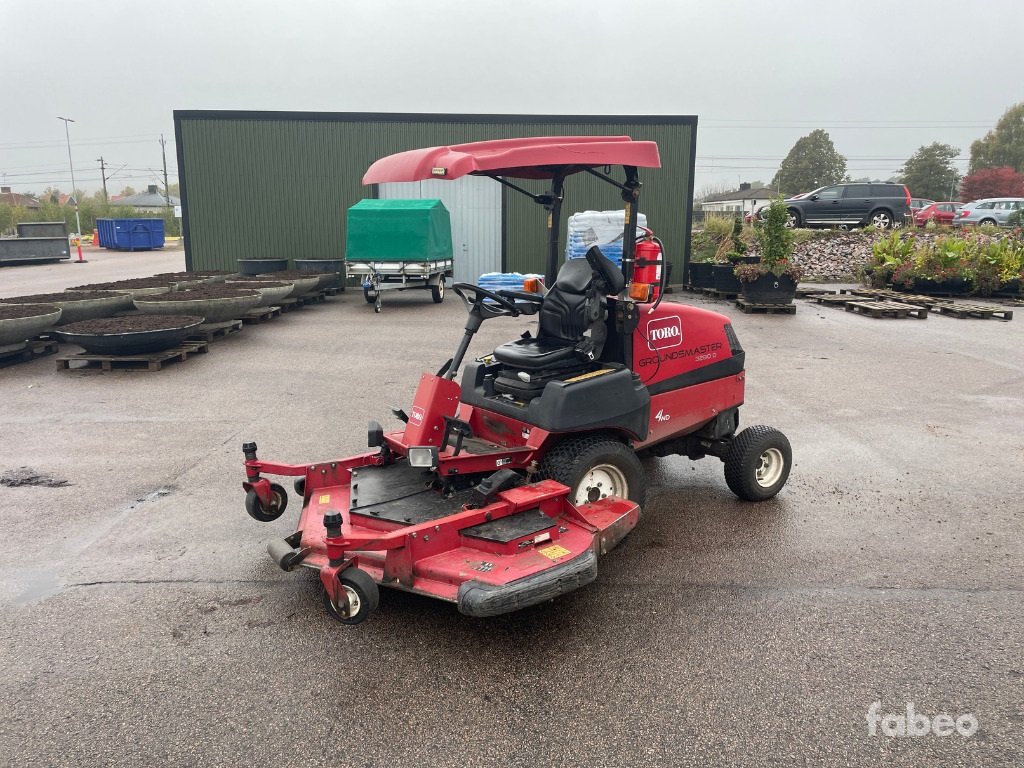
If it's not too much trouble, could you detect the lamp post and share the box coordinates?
[57,116,87,264]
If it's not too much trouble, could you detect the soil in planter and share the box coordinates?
[71,277,177,290]
[223,280,291,288]
[0,304,61,320]
[135,287,260,302]
[1,291,123,304]
[60,315,204,334]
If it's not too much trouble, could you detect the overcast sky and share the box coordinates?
[2,0,1022,199]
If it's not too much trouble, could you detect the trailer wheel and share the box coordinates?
[539,436,646,507]
[431,279,445,303]
[323,568,379,625]
[363,287,377,304]
[245,482,288,522]
[723,426,792,501]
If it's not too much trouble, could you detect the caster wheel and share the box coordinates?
[245,482,288,522]
[374,304,382,313]
[323,568,379,625]
[293,477,306,497]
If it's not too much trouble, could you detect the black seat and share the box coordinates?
[493,247,624,374]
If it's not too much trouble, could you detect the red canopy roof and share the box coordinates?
[362,136,661,183]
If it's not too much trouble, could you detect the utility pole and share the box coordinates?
[96,156,109,201]
[160,134,171,209]
[57,116,87,264]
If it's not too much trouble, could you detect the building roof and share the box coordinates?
[702,186,777,203]
[112,185,179,207]
[0,186,40,208]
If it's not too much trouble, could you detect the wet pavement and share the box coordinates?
[0,263,1021,767]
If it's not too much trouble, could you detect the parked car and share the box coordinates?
[909,197,936,213]
[952,198,1024,227]
[751,191,810,224]
[777,182,911,229]
[914,201,963,227]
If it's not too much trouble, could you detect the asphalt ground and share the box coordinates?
[0,253,1021,767]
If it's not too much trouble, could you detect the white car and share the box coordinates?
[952,198,1024,227]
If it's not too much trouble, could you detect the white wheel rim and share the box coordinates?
[756,448,785,488]
[574,463,628,505]
[872,213,890,228]
[336,585,361,618]
[438,281,444,297]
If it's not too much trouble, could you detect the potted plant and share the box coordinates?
[733,199,803,304]
[863,231,915,288]
[711,218,756,293]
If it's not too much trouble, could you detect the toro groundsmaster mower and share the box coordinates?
[241,136,792,623]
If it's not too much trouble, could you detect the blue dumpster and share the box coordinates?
[96,218,165,251]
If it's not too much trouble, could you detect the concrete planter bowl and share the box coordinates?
[294,259,344,289]
[134,287,262,323]
[0,304,62,346]
[70,278,174,299]
[258,271,321,296]
[224,280,293,307]
[0,291,133,325]
[55,315,205,355]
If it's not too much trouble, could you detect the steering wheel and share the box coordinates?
[453,283,520,318]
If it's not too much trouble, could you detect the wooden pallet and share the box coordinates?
[734,299,796,315]
[702,287,740,300]
[844,300,928,319]
[186,319,243,341]
[56,341,209,371]
[241,306,282,324]
[796,286,834,297]
[809,294,869,307]
[936,302,1014,321]
[841,288,953,309]
[0,338,60,366]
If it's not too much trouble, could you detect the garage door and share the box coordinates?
[379,175,501,283]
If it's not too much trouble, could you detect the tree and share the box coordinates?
[118,186,136,197]
[899,143,960,201]
[772,129,846,194]
[969,102,1024,173]
[960,166,1024,201]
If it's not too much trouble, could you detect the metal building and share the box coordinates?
[173,112,697,280]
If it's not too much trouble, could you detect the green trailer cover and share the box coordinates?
[345,199,453,263]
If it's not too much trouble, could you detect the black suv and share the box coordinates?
[777,182,911,229]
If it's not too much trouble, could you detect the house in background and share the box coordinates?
[0,186,40,209]
[700,183,778,220]
[111,184,179,212]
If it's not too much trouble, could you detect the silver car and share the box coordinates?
[952,197,1024,227]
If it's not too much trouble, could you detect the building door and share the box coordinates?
[379,176,502,282]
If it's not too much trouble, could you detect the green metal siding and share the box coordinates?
[175,113,696,278]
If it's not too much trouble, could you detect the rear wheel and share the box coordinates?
[979,218,997,227]
[723,426,792,501]
[870,209,894,229]
[431,278,445,303]
[323,568,379,625]
[539,436,647,507]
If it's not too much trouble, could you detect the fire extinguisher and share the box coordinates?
[634,226,668,303]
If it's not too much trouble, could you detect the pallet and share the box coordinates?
[844,300,928,319]
[186,319,243,341]
[734,299,796,315]
[809,294,869,307]
[0,338,60,366]
[56,341,209,371]
[241,306,281,325]
[278,298,301,312]
[936,302,1013,321]
[702,287,740,300]
[796,286,834,297]
[841,288,953,309]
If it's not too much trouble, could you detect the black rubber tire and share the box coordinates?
[539,435,647,507]
[323,568,379,625]
[293,477,306,497]
[723,426,792,501]
[431,279,445,303]
[363,287,376,304]
[244,482,288,522]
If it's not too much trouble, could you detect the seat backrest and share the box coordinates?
[538,258,602,343]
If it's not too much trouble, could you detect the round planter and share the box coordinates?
[257,272,320,297]
[0,304,62,346]
[224,280,293,307]
[0,291,133,325]
[740,273,797,305]
[134,288,261,323]
[712,264,742,293]
[70,281,173,299]
[688,261,715,289]
[294,259,344,289]
[912,277,970,295]
[995,278,1020,297]
[237,258,288,276]
[56,315,204,355]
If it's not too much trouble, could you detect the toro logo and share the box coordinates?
[409,406,425,426]
[646,316,682,351]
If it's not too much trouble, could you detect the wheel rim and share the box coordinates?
[785,214,796,228]
[335,585,361,619]
[872,213,891,229]
[574,463,628,505]
[438,281,444,298]
[755,448,785,488]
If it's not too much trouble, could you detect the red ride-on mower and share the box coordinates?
[242,136,792,623]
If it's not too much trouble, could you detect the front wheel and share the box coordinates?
[723,426,792,501]
[245,482,288,522]
[431,278,445,303]
[539,436,647,507]
[323,568,379,625]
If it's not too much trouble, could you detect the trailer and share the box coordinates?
[345,199,454,312]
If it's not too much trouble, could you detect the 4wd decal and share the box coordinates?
[647,316,682,351]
